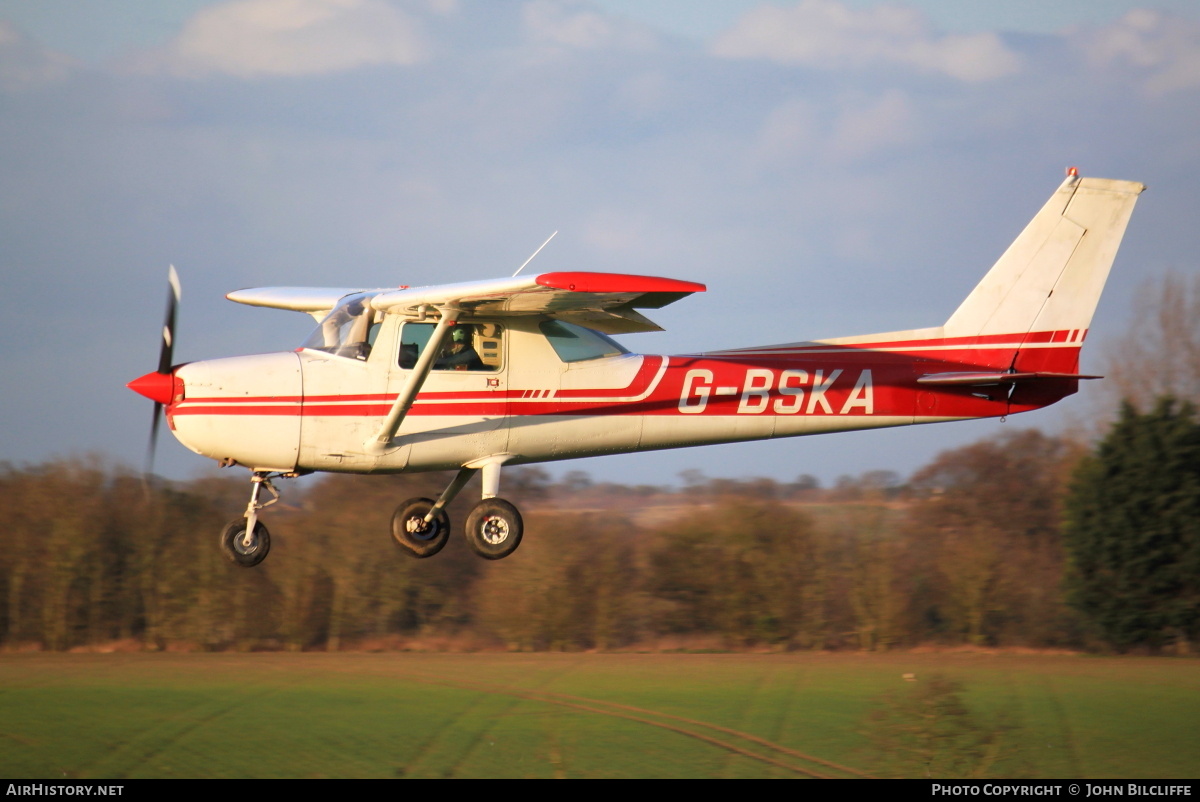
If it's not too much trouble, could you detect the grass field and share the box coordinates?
[1,652,1197,779]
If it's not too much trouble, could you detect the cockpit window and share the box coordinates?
[301,294,382,361]
[399,322,503,372]
[539,320,628,363]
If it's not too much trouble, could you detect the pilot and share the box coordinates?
[437,325,484,371]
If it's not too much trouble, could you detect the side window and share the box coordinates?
[398,322,433,369]
[398,322,503,372]
[539,320,628,363]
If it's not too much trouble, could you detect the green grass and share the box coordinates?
[0,652,1196,779]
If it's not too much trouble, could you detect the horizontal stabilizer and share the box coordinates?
[918,371,1102,386]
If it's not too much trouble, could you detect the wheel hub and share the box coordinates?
[406,516,438,541]
[481,516,509,545]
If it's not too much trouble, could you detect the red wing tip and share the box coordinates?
[536,271,706,294]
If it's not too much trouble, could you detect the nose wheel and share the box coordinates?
[220,519,271,567]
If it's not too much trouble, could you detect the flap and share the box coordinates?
[370,271,704,332]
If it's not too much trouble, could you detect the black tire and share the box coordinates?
[392,497,450,558]
[464,498,523,560]
[220,519,271,567]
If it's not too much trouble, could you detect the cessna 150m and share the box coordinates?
[129,172,1143,567]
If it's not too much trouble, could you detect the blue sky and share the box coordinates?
[6,1,1199,57]
[1,0,1198,487]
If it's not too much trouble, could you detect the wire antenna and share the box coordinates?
[512,231,558,277]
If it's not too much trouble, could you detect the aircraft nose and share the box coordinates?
[127,371,179,405]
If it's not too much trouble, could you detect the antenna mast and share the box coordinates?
[512,231,558,277]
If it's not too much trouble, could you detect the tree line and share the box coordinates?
[2,404,1195,654]
[6,273,1198,654]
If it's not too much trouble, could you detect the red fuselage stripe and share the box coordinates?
[168,333,1083,421]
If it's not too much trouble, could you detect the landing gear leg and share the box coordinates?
[220,472,279,567]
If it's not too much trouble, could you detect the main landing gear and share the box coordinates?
[220,471,280,567]
[463,498,522,561]
[392,497,451,558]
[218,463,526,566]
[392,460,524,561]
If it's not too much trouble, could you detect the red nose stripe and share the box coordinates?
[127,371,178,405]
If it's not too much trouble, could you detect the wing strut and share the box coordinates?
[367,307,458,451]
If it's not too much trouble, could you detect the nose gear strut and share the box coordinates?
[219,471,282,567]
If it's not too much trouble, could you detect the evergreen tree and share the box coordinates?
[1064,399,1200,652]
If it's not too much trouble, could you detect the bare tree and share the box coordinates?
[905,430,1082,646]
[1103,272,1200,412]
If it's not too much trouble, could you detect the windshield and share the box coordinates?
[301,294,382,360]
[539,320,629,363]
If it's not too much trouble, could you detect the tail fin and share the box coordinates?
[944,174,1144,342]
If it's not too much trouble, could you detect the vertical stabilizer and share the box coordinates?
[943,174,1144,340]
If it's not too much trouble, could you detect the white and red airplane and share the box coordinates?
[129,172,1143,566]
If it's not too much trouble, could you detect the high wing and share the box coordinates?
[229,272,706,333]
[225,287,374,322]
[372,272,705,333]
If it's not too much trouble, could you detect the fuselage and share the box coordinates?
[162,313,1084,475]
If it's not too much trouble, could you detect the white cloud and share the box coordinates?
[749,97,819,170]
[711,0,1020,82]
[0,21,74,91]
[521,0,659,51]
[156,0,430,78]
[1076,9,1200,95]
[582,207,652,253]
[830,90,917,160]
[750,90,916,172]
